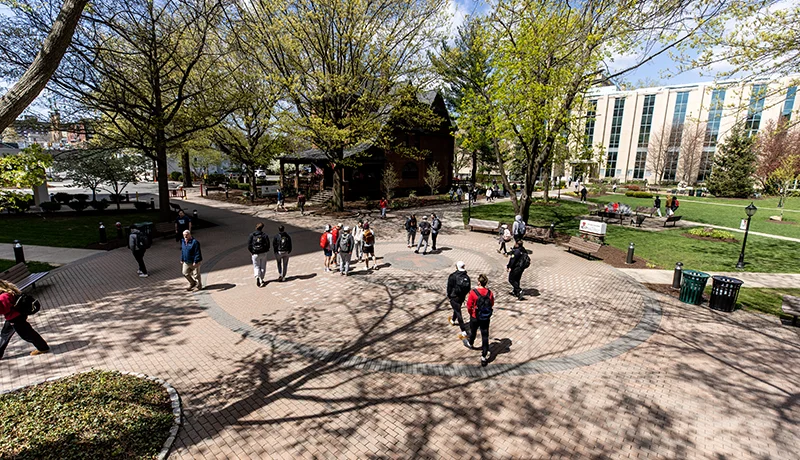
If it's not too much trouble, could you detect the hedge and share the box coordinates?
[624,190,654,198]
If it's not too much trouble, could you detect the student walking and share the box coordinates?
[0,280,50,359]
[415,215,431,254]
[654,195,662,217]
[512,215,526,242]
[666,195,674,216]
[466,274,494,366]
[498,224,512,255]
[276,188,287,212]
[580,185,588,202]
[273,225,292,282]
[671,196,680,214]
[297,192,306,215]
[331,223,342,269]
[248,223,270,287]
[446,261,471,343]
[174,210,192,244]
[507,240,530,300]
[379,197,389,219]
[129,227,150,277]
[353,220,364,261]
[320,224,334,272]
[337,226,355,275]
[486,187,492,202]
[181,230,203,291]
[405,214,417,247]
[362,223,376,270]
[431,213,442,251]
[456,186,463,203]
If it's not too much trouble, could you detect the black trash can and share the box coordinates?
[709,275,744,312]
[132,221,155,240]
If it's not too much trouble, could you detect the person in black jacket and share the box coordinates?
[446,261,471,345]
[507,240,526,300]
[273,225,293,282]
[248,223,270,287]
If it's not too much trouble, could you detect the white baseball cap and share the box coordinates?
[456,261,466,271]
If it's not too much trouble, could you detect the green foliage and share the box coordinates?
[89,199,109,211]
[169,171,183,181]
[53,192,72,204]
[73,193,89,202]
[707,123,757,198]
[0,370,172,459]
[0,144,52,188]
[66,201,89,212]
[39,201,62,212]
[625,191,654,198]
[0,211,159,248]
[461,199,587,231]
[730,288,800,318]
[687,227,736,240]
[0,191,31,213]
[133,201,151,211]
[424,162,443,195]
[380,166,399,199]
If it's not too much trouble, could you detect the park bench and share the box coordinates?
[168,188,187,199]
[468,218,501,233]
[0,262,49,291]
[169,202,183,214]
[525,225,555,244]
[154,222,175,238]
[635,206,657,217]
[630,215,647,227]
[664,215,683,227]
[587,203,600,216]
[564,236,602,260]
[782,295,800,326]
[597,211,624,225]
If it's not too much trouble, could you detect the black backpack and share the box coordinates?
[420,222,431,236]
[136,232,151,250]
[432,218,442,231]
[473,289,493,320]
[455,273,471,297]
[278,234,291,252]
[14,293,41,316]
[518,250,531,269]
[252,232,269,253]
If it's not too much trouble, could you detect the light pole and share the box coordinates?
[735,202,757,269]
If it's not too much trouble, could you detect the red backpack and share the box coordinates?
[319,232,328,249]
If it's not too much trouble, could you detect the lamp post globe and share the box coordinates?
[736,202,757,269]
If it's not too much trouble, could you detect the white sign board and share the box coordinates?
[740,219,747,230]
[579,220,607,235]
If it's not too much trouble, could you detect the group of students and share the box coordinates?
[248,223,293,286]
[404,213,442,254]
[320,220,377,275]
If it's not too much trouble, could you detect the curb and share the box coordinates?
[0,369,182,459]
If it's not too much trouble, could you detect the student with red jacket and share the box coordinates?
[0,280,49,359]
[466,274,494,367]
[379,197,389,219]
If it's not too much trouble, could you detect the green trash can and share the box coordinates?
[679,269,710,305]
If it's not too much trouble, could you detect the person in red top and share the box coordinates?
[379,197,389,219]
[465,274,494,367]
[0,280,49,359]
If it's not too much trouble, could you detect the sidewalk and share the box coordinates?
[0,243,103,265]
[620,268,800,288]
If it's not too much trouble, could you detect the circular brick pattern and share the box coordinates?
[199,234,662,376]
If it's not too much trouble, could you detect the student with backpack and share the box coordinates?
[466,274,494,367]
[405,214,417,247]
[331,223,341,269]
[507,240,530,300]
[273,225,292,282]
[671,197,680,214]
[497,224,512,255]
[320,224,334,272]
[336,226,355,275]
[446,261,471,343]
[352,220,364,261]
[297,193,306,215]
[248,223,270,287]
[430,213,442,251]
[129,227,150,277]
[0,280,49,359]
[512,215,526,242]
[415,215,431,254]
[362,223,376,270]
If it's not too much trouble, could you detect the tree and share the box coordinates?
[424,162,443,196]
[678,121,707,186]
[0,0,89,132]
[380,166,399,200]
[240,0,448,211]
[0,144,52,188]
[55,148,147,208]
[647,126,673,185]
[55,150,105,200]
[755,119,800,193]
[707,123,757,198]
[772,154,800,219]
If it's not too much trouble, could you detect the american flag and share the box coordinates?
[314,165,324,175]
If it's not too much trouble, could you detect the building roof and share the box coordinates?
[283,143,373,161]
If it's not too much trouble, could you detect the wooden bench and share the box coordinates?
[169,188,187,199]
[587,203,600,216]
[782,295,800,326]
[525,225,554,244]
[169,202,183,214]
[0,262,49,291]
[468,218,501,233]
[154,222,175,238]
[664,215,683,227]
[635,206,657,217]
[597,211,624,225]
[564,236,602,260]
[630,215,647,227]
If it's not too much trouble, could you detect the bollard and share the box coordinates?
[671,262,683,290]
[99,222,107,244]
[549,222,555,239]
[626,242,635,264]
[116,222,123,239]
[150,197,155,209]
[193,209,198,220]
[125,191,130,202]
[135,191,139,202]
[13,240,25,264]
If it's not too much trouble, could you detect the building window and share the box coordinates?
[663,91,690,182]
[402,161,418,179]
[634,94,656,179]
[605,97,625,178]
[781,86,797,122]
[698,88,726,182]
[584,100,597,148]
[745,83,767,137]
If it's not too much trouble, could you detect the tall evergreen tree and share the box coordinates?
[707,123,757,198]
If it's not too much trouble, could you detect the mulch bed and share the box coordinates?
[683,233,738,244]
[643,283,710,303]
[767,219,796,225]
[550,232,659,269]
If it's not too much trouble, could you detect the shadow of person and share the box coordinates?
[487,338,513,363]
[373,263,391,270]
[50,340,91,354]
[283,273,317,282]
[521,288,540,297]
[201,283,236,291]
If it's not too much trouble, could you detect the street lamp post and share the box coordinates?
[735,202,758,269]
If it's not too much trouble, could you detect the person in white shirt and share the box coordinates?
[352,220,364,261]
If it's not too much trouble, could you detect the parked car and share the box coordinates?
[254,169,267,180]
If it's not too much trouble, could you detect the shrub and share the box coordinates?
[40,201,62,212]
[90,199,110,211]
[625,185,641,191]
[67,200,89,211]
[206,173,226,185]
[169,171,182,181]
[625,190,654,198]
[0,191,31,213]
[74,193,90,202]
[53,192,72,204]
[108,193,123,203]
[687,227,736,240]
[133,201,151,211]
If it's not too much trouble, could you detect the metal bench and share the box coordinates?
[0,262,49,291]
[630,215,647,227]
[525,225,555,244]
[564,236,602,260]
[635,206,657,217]
[782,295,800,326]
[468,218,501,233]
[664,215,683,227]
[587,203,600,216]
[169,202,183,214]
[597,211,624,225]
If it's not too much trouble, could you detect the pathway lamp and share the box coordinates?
[735,202,757,269]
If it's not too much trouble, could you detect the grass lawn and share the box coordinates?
[0,211,161,248]
[462,200,588,232]
[0,370,173,460]
[591,194,800,239]
[727,287,800,318]
[0,260,57,273]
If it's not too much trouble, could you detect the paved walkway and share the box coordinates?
[0,243,103,265]
[1,196,798,459]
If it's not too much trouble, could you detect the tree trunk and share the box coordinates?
[155,133,172,221]
[0,0,89,132]
[181,149,193,187]
[542,168,550,202]
[471,150,478,187]
[332,163,344,211]
[249,170,256,203]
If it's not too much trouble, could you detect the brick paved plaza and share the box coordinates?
[1,199,798,459]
